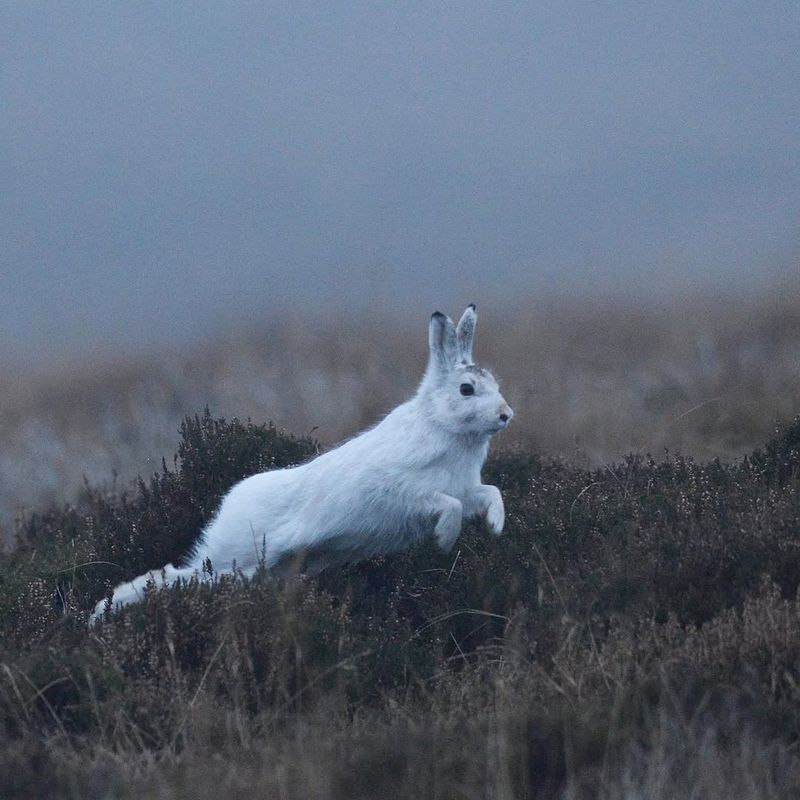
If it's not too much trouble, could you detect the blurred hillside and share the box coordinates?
[2,287,799,540]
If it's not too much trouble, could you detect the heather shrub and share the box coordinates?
[2,412,800,798]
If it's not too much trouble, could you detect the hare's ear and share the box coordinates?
[456,304,477,364]
[427,311,458,377]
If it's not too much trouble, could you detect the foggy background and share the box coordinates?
[1,2,800,533]
[2,2,799,364]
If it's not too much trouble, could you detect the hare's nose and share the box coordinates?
[499,413,509,423]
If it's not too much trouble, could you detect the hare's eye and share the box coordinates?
[459,383,475,396]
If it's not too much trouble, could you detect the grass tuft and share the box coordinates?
[2,412,800,798]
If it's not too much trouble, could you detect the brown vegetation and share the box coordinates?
[2,287,800,540]
[1,406,800,798]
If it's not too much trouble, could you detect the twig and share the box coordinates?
[450,632,467,662]
[670,396,722,425]
[569,481,604,524]
[273,650,373,717]
[1,663,30,722]
[55,560,122,574]
[447,549,462,581]
[531,540,568,616]
[171,632,230,748]
[13,667,72,747]
[603,463,629,497]
[411,609,510,639]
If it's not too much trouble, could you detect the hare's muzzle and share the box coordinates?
[498,403,514,426]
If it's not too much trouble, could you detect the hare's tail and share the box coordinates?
[90,562,198,625]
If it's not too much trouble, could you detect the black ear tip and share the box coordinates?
[467,303,476,311]
[431,311,446,320]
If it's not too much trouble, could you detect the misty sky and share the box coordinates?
[1,2,799,363]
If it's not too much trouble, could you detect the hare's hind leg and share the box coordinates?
[91,563,199,624]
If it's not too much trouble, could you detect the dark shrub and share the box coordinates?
[2,411,800,798]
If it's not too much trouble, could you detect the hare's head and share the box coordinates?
[420,305,514,436]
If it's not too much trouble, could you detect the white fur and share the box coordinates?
[91,306,513,623]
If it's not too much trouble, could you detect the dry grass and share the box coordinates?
[6,672,798,800]
[3,400,800,798]
[3,287,800,541]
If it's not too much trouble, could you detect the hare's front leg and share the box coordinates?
[464,485,505,535]
[426,492,463,553]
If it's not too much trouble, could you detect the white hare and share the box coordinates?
[91,305,513,623]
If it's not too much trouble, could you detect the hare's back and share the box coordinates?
[199,466,307,560]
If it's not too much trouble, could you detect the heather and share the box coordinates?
[2,410,800,798]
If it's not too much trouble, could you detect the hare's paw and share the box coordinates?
[432,494,463,553]
[485,487,505,535]
[434,511,461,552]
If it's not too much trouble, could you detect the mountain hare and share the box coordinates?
[92,305,513,622]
